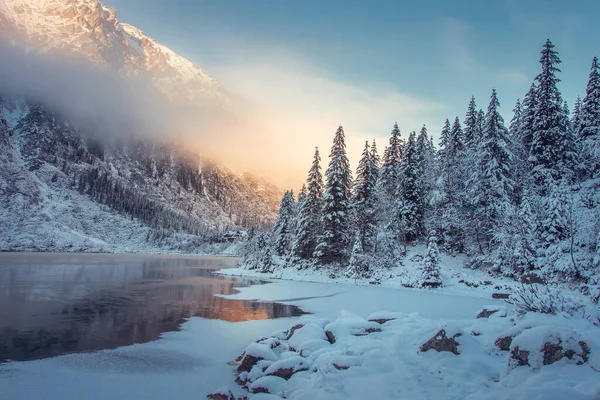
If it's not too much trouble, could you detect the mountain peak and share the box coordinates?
[0,0,228,106]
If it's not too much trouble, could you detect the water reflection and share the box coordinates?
[0,253,305,363]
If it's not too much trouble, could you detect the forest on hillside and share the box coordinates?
[243,40,600,298]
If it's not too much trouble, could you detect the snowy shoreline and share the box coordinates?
[210,268,600,400]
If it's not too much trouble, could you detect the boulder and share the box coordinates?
[249,376,287,395]
[285,324,304,340]
[542,340,590,365]
[237,354,262,373]
[476,306,507,319]
[238,343,278,372]
[207,388,247,400]
[264,356,310,380]
[510,347,530,367]
[494,336,513,351]
[420,329,461,355]
[520,273,545,284]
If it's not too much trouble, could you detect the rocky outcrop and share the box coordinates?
[420,329,461,355]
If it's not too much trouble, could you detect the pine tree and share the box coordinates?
[399,131,423,242]
[259,236,275,273]
[346,236,370,279]
[476,109,486,140]
[421,230,442,288]
[352,141,378,252]
[464,96,479,151]
[469,89,514,254]
[520,84,537,157]
[297,184,307,205]
[580,56,600,176]
[377,123,403,197]
[371,139,381,168]
[273,190,295,256]
[530,39,576,188]
[439,117,467,252]
[293,148,323,260]
[444,117,465,201]
[510,99,523,135]
[580,56,600,138]
[438,118,451,154]
[314,126,353,264]
[572,96,583,138]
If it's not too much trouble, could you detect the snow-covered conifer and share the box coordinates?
[421,230,441,288]
[314,126,353,264]
[293,148,323,260]
[273,190,295,256]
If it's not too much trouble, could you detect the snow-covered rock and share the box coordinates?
[215,310,600,399]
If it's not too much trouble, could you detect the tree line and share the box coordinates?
[245,39,600,289]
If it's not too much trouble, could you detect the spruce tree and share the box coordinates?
[438,118,451,155]
[530,39,576,188]
[293,147,323,260]
[580,56,600,139]
[371,139,381,168]
[440,117,467,251]
[572,95,583,138]
[469,89,514,254]
[377,123,403,197]
[510,99,523,135]
[464,96,479,151]
[314,125,353,264]
[399,131,423,242]
[580,56,600,176]
[421,230,442,288]
[273,190,295,256]
[352,141,378,252]
[297,184,307,205]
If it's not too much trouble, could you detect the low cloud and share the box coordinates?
[0,42,446,188]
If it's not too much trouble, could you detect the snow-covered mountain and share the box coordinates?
[0,0,282,252]
[0,0,228,106]
[0,98,281,252]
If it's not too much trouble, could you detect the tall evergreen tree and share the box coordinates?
[476,109,486,140]
[273,190,295,256]
[572,95,583,138]
[438,118,451,154]
[509,98,523,135]
[519,84,538,158]
[399,131,423,242]
[293,147,323,260]
[314,126,353,264]
[377,123,403,197]
[469,89,514,254]
[580,56,600,139]
[352,141,378,252]
[464,96,479,150]
[371,139,381,168]
[530,39,576,188]
[297,184,307,205]
[580,56,600,176]
[439,117,467,251]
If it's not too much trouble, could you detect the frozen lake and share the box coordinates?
[0,253,305,363]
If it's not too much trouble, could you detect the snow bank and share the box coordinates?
[214,311,600,399]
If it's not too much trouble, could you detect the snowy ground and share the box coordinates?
[221,245,522,299]
[0,257,598,400]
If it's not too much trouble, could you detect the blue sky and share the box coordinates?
[104,0,599,183]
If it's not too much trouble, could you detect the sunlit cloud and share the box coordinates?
[199,44,448,188]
